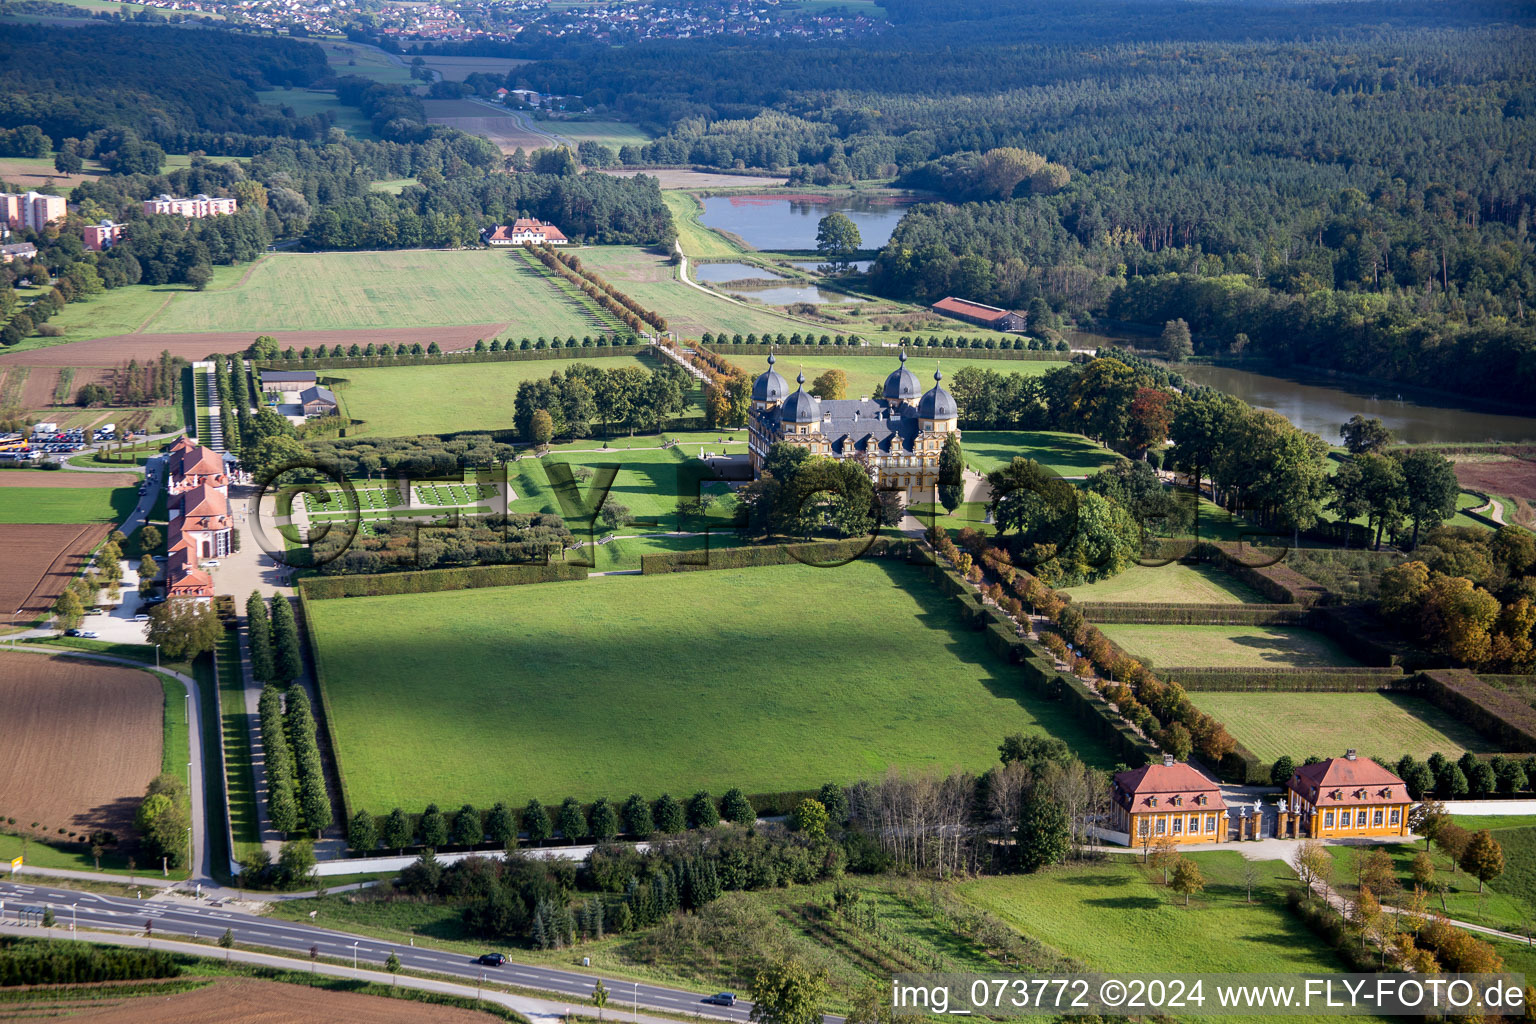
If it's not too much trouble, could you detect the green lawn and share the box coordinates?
[1327,836,1536,935]
[308,559,1116,813]
[958,429,1121,478]
[1188,691,1494,763]
[1059,562,1264,604]
[334,352,672,437]
[317,40,416,85]
[960,853,1369,984]
[144,250,599,335]
[9,267,246,347]
[256,88,378,139]
[0,485,137,524]
[1098,624,1360,669]
[556,120,654,149]
[664,191,746,260]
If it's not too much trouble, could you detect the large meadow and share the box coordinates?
[307,559,1115,813]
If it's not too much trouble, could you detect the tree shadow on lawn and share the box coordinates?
[1222,630,1350,668]
[888,562,1119,768]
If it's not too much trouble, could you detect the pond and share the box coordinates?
[692,262,785,284]
[723,282,868,306]
[699,193,910,251]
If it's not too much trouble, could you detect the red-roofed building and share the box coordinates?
[486,219,569,246]
[932,297,1027,332]
[162,438,231,599]
[1110,755,1228,845]
[1286,750,1410,838]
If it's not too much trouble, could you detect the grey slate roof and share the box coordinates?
[760,393,926,453]
[263,370,318,384]
[300,385,337,406]
[751,352,790,403]
[882,350,921,401]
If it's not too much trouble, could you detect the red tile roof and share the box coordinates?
[1111,760,1224,812]
[177,481,227,521]
[932,296,1014,323]
[1288,755,1408,807]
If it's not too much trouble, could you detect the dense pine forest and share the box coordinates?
[523,0,1536,402]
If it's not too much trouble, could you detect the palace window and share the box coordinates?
[1172,817,1182,834]
[1189,815,1199,833]
[1390,809,1401,825]
[1373,810,1384,826]
[1324,812,1335,828]
[1155,819,1166,835]
[1356,810,1368,827]
[1138,819,1149,837]
[1206,815,1217,833]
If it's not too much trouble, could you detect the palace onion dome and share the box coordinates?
[917,369,958,420]
[752,352,790,403]
[780,372,821,423]
[882,349,922,402]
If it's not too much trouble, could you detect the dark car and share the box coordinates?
[476,953,506,967]
[703,993,737,1006]
[65,628,83,637]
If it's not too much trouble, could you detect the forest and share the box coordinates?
[515,0,1536,402]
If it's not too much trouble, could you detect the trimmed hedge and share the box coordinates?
[1419,669,1536,753]
[257,344,644,373]
[702,343,1064,361]
[1015,652,1162,767]
[1306,605,1409,667]
[1197,541,1330,606]
[1073,602,1307,625]
[299,561,588,599]
[639,536,919,574]
[1168,667,1412,691]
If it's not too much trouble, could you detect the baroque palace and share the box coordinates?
[747,351,959,495]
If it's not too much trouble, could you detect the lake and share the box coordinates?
[720,282,868,306]
[1174,362,1536,445]
[792,260,873,274]
[699,193,910,251]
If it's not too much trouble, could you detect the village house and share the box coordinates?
[298,384,338,417]
[83,220,124,251]
[1285,750,1411,838]
[0,242,38,264]
[259,369,318,393]
[486,218,569,246]
[142,193,238,218]
[932,296,1028,332]
[1109,755,1229,845]
[0,191,67,232]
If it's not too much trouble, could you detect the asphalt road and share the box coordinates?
[0,878,822,1023]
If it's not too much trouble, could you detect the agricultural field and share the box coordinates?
[959,854,1374,993]
[0,154,107,194]
[143,250,586,335]
[0,523,110,624]
[420,55,529,81]
[333,351,673,436]
[954,429,1121,478]
[308,559,1115,813]
[1187,691,1494,763]
[27,975,509,1024]
[423,99,561,152]
[1059,562,1265,604]
[0,653,164,838]
[256,88,378,139]
[1097,624,1361,669]
[0,483,137,524]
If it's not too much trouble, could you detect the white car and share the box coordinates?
[202,559,220,568]
[131,613,150,622]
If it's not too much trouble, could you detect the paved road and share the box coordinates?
[0,923,682,1024]
[0,878,828,1023]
